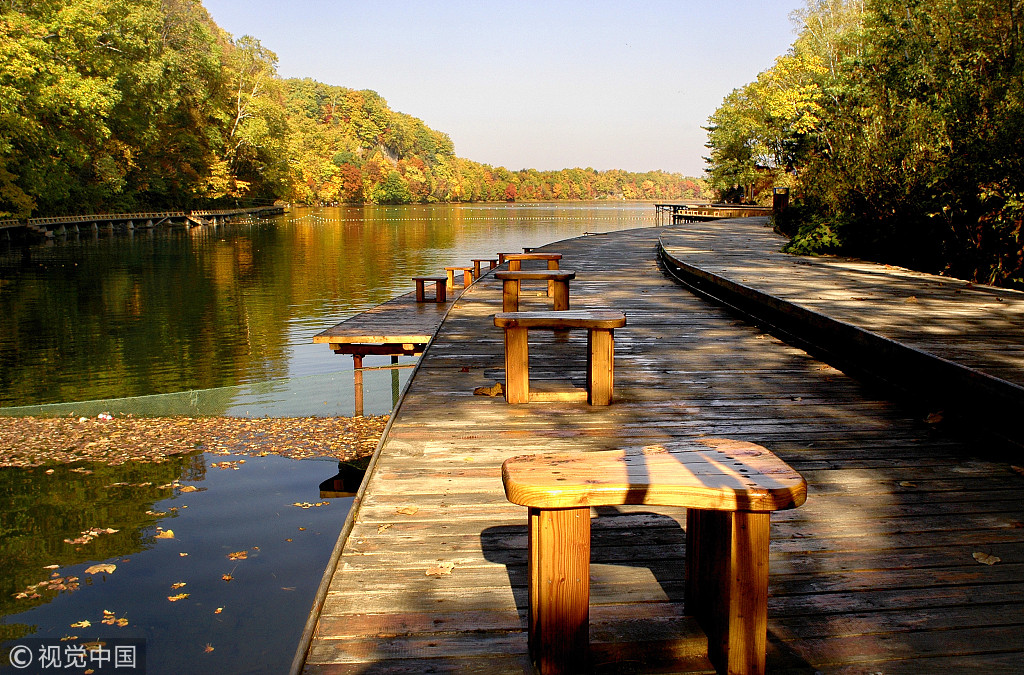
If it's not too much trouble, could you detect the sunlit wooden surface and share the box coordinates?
[302,224,1024,674]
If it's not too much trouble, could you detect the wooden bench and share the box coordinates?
[501,438,808,675]
[503,253,563,296]
[444,266,474,291]
[493,310,626,405]
[411,276,448,303]
[495,270,576,312]
[471,258,498,278]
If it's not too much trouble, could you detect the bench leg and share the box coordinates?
[473,260,482,278]
[552,280,570,311]
[586,328,615,405]
[509,259,522,271]
[546,260,559,297]
[502,278,520,312]
[434,280,447,303]
[414,279,426,302]
[504,326,530,404]
[685,509,770,675]
[529,507,591,674]
[446,269,456,292]
[463,269,473,287]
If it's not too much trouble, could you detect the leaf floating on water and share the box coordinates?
[154,530,175,539]
[170,582,187,589]
[179,552,189,557]
[221,574,233,582]
[291,501,330,509]
[425,562,455,577]
[395,506,419,516]
[167,593,190,602]
[214,607,223,614]
[227,551,248,560]
[70,620,91,628]
[973,552,1001,565]
[178,485,202,493]
[84,564,116,575]
[204,644,214,653]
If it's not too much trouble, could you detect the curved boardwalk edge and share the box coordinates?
[659,218,1024,449]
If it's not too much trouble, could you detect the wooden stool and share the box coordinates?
[493,310,626,405]
[472,258,499,278]
[495,270,575,312]
[501,439,807,675]
[444,266,474,291]
[412,276,448,303]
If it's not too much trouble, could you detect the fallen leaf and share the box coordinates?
[204,644,214,653]
[395,506,419,516]
[377,524,393,534]
[154,530,175,539]
[221,574,233,582]
[43,564,60,570]
[1010,465,1024,478]
[425,562,455,576]
[170,582,186,589]
[973,552,1001,565]
[898,481,916,488]
[473,382,504,397]
[214,607,223,614]
[178,485,201,493]
[227,551,248,560]
[167,593,190,602]
[84,564,116,575]
[178,552,189,557]
[70,620,91,628]
[925,412,944,424]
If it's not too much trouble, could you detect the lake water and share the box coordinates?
[0,202,657,416]
[0,202,659,673]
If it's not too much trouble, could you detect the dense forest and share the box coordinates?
[0,0,705,220]
[705,0,1024,288]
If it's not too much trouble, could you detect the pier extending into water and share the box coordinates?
[298,219,1024,674]
[0,205,284,240]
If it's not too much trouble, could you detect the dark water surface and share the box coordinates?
[0,202,656,673]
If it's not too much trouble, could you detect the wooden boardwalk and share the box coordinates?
[300,225,1024,674]
[659,218,1024,442]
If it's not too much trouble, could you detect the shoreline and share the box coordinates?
[0,415,388,468]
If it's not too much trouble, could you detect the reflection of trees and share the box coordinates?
[0,454,198,624]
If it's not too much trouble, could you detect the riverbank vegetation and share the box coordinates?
[705,0,1024,288]
[0,0,705,220]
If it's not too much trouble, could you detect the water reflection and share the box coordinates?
[0,203,656,411]
[0,453,351,674]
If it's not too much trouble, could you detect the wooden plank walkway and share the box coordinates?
[300,226,1024,674]
[659,218,1024,443]
[313,290,456,358]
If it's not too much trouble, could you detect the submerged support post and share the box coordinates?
[391,355,400,405]
[353,355,364,417]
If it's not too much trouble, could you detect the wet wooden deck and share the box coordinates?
[300,224,1024,674]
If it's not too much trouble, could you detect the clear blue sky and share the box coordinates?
[201,0,805,177]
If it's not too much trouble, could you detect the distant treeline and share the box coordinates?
[704,0,1024,288]
[0,0,705,219]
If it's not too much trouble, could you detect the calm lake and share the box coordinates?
[0,202,659,674]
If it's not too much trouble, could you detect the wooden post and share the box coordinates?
[445,268,456,292]
[353,355,364,417]
[502,278,521,312]
[586,328,615,405]
[433,279,447,303]
[686,509,770,675]
[462,268,473,288]
[529,506,590,674]
[504,326,529,404]
[509,259,522,271]
[547,259,558,297]
[414,279,426,302]
[552,281,570,312]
